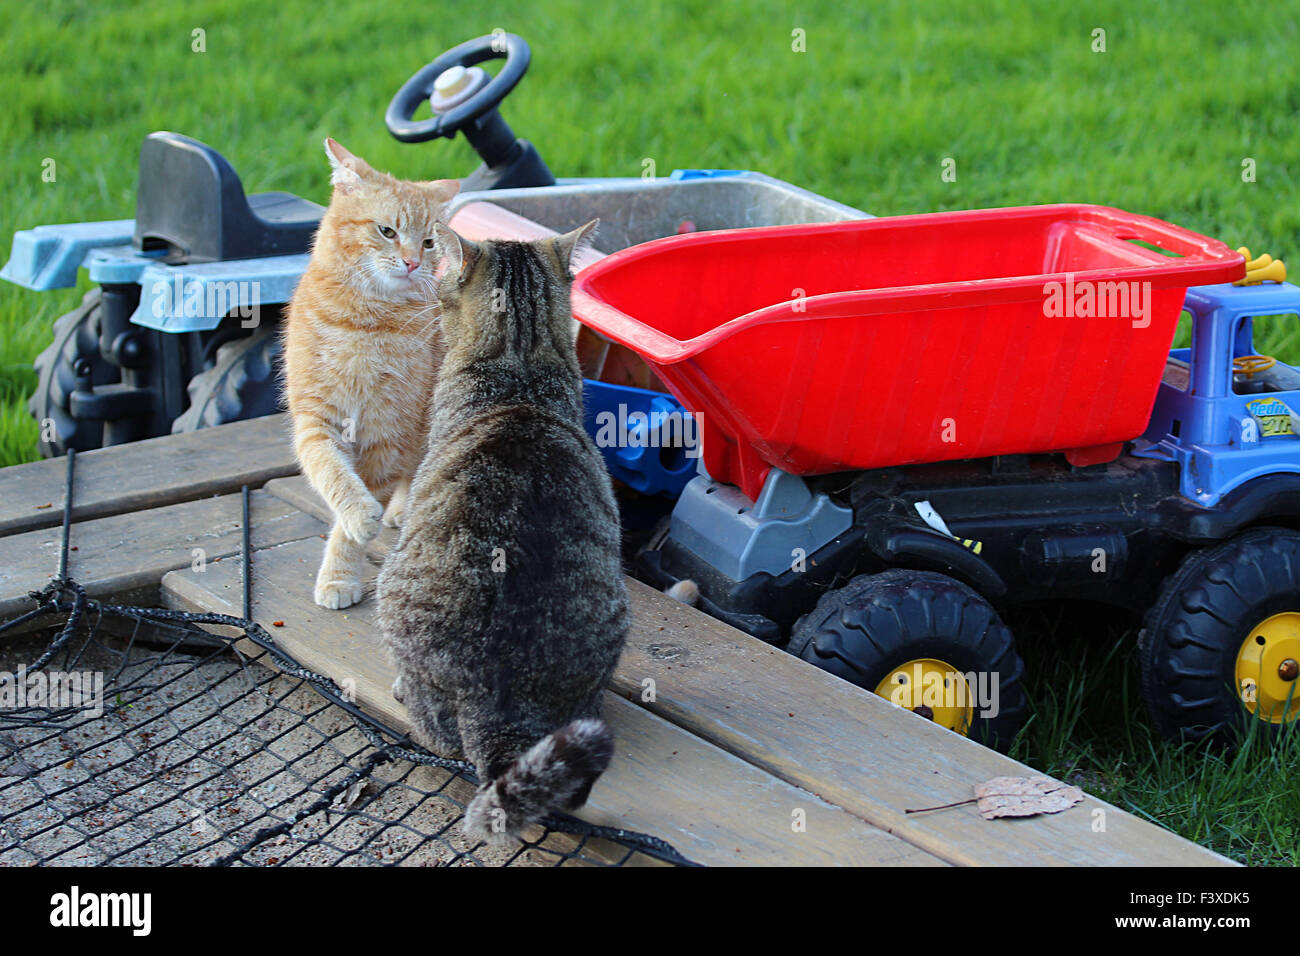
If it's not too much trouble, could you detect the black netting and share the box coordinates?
[0,453,697,867]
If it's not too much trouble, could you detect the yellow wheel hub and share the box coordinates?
[1236,612,1300,724]
[875,658,975,735]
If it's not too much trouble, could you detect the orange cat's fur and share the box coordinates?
[283,138,459,609]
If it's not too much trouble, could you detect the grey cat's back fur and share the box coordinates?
[377,221,628,842]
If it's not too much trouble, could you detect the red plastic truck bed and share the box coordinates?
[571,204,1244,500]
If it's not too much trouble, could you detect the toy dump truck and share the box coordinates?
[572,211,1300,748]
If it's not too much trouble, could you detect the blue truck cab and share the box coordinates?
[1136,281,1300,508]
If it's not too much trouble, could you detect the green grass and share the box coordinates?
[1008,605,1300,865]
[4,0,1300,864]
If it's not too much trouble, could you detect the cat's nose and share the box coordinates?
[403,258,420,274]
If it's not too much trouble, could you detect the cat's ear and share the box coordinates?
[323,138,374,193]
[434,222,479,284]
[420,179,461,204]
[552,219,600,275]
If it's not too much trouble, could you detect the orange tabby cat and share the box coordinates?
[283,138,459,609]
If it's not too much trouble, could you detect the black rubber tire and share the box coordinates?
[787,569,1027,749]
[1139,527,1300,743]
[170,324,284,433]
[27,288,119,457]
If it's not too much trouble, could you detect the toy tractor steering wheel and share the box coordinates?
[1234,354,1278,378]
[385,33,554,189]
[386,33,529,143]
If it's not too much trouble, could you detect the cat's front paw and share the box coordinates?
[315,577,364,610]
[381,498,405,529]
[339,495,384,544]
[382,481,409,529]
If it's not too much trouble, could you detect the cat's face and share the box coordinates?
[317,138,459,299]
[433,221,597,363]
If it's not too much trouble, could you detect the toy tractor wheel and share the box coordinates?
[787,569,1027,749]
[1140,527,1300,742]
[171,323,284,433]
[28,288,120,457]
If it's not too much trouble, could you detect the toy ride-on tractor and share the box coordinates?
[2,32,866,457]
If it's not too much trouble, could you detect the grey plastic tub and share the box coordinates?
[447,172,870,254]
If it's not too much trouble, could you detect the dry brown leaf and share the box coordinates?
[973,775,1084,819]
[331,779,369,813]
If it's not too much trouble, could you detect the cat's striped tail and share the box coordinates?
[463,719,614,843]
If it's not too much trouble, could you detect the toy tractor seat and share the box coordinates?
[133,131,323,263]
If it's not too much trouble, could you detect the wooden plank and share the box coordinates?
[264,474,1232,866]
[0,489,325,627]
[613,577,1233,867]
[0,414,298,538]
[161,535,943,867]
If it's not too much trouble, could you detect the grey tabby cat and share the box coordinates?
[376,219,628,843]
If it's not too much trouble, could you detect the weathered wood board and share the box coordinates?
[162,535,944,867]
[0,489,324,626]
[613,576,1232,866]
[0,414,298,537]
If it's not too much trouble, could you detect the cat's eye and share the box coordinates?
[422,238,435,249]
[378,225,396,239]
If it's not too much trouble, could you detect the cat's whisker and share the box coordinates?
[390,300,444,337]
